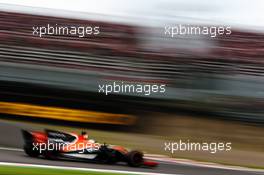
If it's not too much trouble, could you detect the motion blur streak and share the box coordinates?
[0,101,136,125]
[0,1,264,174]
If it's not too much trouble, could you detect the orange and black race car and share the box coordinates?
[21,129,158,167]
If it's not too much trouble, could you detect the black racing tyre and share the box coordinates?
[24,144,39,157]
[127,150,143,167]
[43,150,58,160]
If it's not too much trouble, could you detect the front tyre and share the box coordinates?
[127,150,143,167]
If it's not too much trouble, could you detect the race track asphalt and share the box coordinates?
[0,119,263,175]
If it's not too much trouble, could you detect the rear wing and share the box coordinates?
[21,129,34,144]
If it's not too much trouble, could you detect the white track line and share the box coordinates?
[0,162,178,175]
[0,147,22,152]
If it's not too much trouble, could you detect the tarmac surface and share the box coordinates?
[0,119,263,175]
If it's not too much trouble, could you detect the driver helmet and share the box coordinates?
[81,131,88,140]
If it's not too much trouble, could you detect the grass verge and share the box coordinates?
[0,165,131,175]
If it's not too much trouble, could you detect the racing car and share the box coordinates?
[21,129,158,167]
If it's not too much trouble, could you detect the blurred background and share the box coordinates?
[0,0,263,169]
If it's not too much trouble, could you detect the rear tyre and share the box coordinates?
[127,150,143,167]
[43,150,57,160]
[24,144,39,157]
